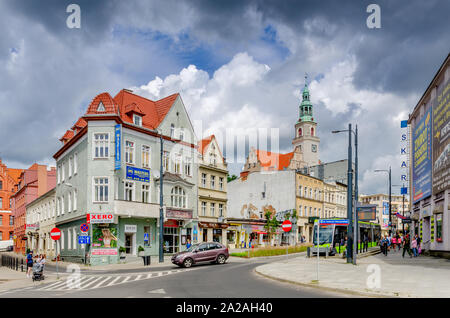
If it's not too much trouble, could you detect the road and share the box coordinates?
[0,256,350,298]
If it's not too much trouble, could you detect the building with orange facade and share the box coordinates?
[10,164,56,254]
[0,159,23,244]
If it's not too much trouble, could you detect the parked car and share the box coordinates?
[6,245,13,252]
[171,242,229,268]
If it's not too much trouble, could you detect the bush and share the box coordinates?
[119,246,126,253]
[230,245,311,258]
[138,245,145,252]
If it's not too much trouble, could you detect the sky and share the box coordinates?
[0,0,449,196]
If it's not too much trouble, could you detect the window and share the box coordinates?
[94,133,109,158]
[142,184,150,203]
[73,190,77,211]
[62,162,65,182]
[52,200,55,217]
[0,215,2,225]
[73,228,77,250]
[61,196,65,215]
[9,215,13,226]
[0,197,2,209]
[173,154,181,174]
[201,173,207,187]
[184,158,192,176]
[93,178,109,202]
[312,144,317,153]
[179,129,184,141]
[68,192,72,212]
[309,207,312,216]
[211,176,215,189]
[57,165,61,184]
[219,204,224,217]
[309,188,312,198]
[133,114,142,126]
[202,202,207,216]
[68,229,71,250]
[125,140,135,164]
[219,177,224,190]
[0,180,2,190]
[57,198,60,216]
[299,205,302,217]
[74,153,78,174]
[69,156,73,178]
[210,203,215,217]
[125,181,134,201]
[163,151,170,172]
[170,124,175,138]
[142,145,150,168]
[171,186,186,208]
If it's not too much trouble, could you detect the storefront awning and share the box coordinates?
[164,219,179,228]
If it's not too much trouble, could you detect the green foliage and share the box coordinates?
[263,210,281,243]
[138,245,145,252]
[227,174,238,183]
[119,246,126,253]
[230,245,311,258]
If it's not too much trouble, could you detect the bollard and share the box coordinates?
[307,247,310,258]
[16,258,19,271]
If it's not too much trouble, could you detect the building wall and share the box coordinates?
[0,160,22,242]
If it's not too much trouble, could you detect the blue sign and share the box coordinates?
[193,225,198,235]
[412,107,432,203]
[383,201,389,215]
[115,124,121,170]
[401,187,408,195]
[144,233,149,241]
[78,236,90,244]
[400,120,408,128]
[126,166,150,182]
[319,219,349,225]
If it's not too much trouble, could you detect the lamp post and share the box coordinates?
[332,123,358,264]
[374,167,392,236]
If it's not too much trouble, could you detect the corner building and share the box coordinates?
[53,89,198,265]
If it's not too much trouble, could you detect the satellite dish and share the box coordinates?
[153,170,160,179]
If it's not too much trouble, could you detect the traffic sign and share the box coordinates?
[80,223,89,233]
[319,219,349,225]
[281,220,292,232]
[78,236,90,244]
[144,233,149,241]
[50,227,61,241]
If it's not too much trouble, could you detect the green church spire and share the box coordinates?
[298,74,315,123]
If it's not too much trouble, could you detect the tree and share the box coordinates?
[227,174,238,183]
[264,210,280,246]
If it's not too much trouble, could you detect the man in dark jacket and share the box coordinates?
[402,234,412,258]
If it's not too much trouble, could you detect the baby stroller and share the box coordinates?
[32,262,45,282]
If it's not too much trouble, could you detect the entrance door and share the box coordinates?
[125,234,133,254]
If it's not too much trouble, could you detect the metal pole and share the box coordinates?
[159,134,164,263]
[389,166,392,236]
[317,221,319,281]
[402,185,405,233]
[347,123,353,263]
[353,125,358,264]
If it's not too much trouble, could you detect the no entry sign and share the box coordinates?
[282,220,292,232]
[50,227,61,241]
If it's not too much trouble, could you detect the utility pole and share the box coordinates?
[402,184,405,234]
[388,166,392,236]
[159,133,164,263]
[347,123,353,264]
[353,125,358,263]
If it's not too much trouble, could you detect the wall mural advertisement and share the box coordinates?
[412,107,432,204]
[432,77,450,194]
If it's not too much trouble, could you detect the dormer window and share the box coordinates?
[133,114,142,127]
[97,101,105,112]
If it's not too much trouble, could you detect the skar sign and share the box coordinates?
[400,120,409,196]
[432,77,450,194]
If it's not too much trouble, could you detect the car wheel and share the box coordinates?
[217,254,226,264]
[183,258,193,268]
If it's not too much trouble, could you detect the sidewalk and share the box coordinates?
[0,267,60,293]
[255,248,450,297]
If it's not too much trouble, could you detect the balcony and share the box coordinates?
[113,200,160,219]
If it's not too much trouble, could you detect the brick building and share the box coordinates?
[0,159,23,242]
[11,164,56,254]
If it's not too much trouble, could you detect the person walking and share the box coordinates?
[186,239,191,249]
[363,233,369,253]
[415,234,422,255]
[342,235,348,259]
[411,237,418,257]
[26,251,34,278]
[402,234,412,258]
[392,235,397,252]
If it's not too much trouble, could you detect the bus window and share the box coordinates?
[333,225,347,248]
[313,224,334,245]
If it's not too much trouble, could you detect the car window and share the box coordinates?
[207,243,217,250]
[198,243,208,252]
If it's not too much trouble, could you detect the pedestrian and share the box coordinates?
[402,234,412,258]
[415,234,422,255]
[26,251,33,278]
[392,236,397,252]
[397,234,402,251]
[381,236,388,256]
[364,234,369,252]
[411,237,418,257]
[342,236,348,259]
[186,239,191,249]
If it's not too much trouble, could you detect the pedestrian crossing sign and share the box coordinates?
[144,233,149,241]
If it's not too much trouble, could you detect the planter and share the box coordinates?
[138,251,145,257]
[119,252,126,259]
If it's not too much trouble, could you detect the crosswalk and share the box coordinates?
[33,268,193,292]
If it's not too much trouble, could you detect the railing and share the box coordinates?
[0,254,25,272]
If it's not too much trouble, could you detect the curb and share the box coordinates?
[254,267,393,298]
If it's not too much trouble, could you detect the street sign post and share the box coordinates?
[282,220,292,261]
[78,236,90,244]
[50,227,61,279]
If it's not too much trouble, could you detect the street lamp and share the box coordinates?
[374,167,392,236]
[332,124,358,265]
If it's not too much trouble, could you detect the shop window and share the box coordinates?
[436,214,443,242]
[144,226,151,247]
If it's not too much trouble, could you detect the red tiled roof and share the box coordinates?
[7,168,23,183]
[124,102,145,116]
[59,130,74,141]
[198,135,214,155]
[86,92,119,115]
[256,150,294,171]
[113,89,179,130]
[71,118,87,130]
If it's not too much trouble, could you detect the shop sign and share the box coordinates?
[26,223,40,231]
[412,107,432,203]
[124,225,137,233]
[166,209,193,219]
[164,219,179,228]
[198,222,228,229]
[400,120,409,195]
[92,248,118,256]
[422,206,432,217]
[126,166,150,182]
[115,124,121,170]
[87,213,115,224]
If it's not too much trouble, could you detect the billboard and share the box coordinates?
[126,166,150,182]
[382,201,389,215]
[114,124,121,170]
[412,107,432,203]
[432,77,450,194]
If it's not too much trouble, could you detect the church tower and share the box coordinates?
[292,76,320,167]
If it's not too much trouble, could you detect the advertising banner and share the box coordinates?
[412,107,432,203]
[432,77,450,194]
[382,201,389,215]
[92,248,118,256]
[92,224,118,248]
[126,166,150,182]
[115,124,121,171]
[87,213,115,224]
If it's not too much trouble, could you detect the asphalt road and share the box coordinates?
[1,257,349,298]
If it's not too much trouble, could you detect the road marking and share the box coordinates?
[148,288,166,294]
[38,280,67,290]
[122,276,131,283]
[91,276,112,289]
[134,274,142,281]
[146,273,153,279]
[81,276,104,289]
[107,276,122,286]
